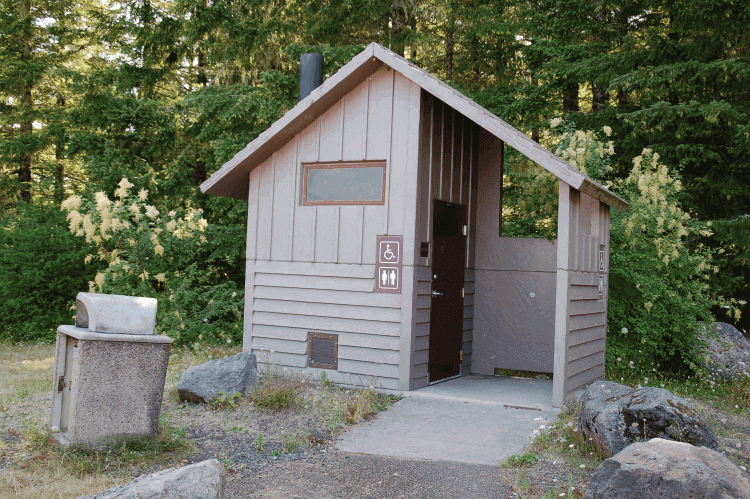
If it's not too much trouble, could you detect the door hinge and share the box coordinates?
[58,376,65,392]
[462,225,467,236]
[461,288,465,298]
[460,350,463,361]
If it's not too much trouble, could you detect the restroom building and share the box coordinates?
[200,43,629,407]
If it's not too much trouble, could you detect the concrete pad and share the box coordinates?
[336,375,563,465]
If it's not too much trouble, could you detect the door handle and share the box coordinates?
[432,291,443,296]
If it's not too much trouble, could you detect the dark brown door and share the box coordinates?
[429,200,467,383]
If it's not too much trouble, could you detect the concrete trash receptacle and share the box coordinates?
[50,292,172,447]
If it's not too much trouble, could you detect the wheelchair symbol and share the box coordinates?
[379,241,400,264]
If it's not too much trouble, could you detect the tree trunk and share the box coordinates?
[54,95,66,203]
[19,0,32,204]
[197,47,208,86]
[563,83,579,113]
[195,157,207,185]
[446,26,454,81]
[592,84,609,112]
[391,1,406,57]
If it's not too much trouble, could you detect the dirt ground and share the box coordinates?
[1,342,749,499]
[146,390,750,498]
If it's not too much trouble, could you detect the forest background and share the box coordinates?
[1,0,748,376]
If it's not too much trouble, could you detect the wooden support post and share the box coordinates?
[498,140,504,237]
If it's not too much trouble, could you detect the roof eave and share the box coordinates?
[199,43,381,200]
[201,42,630,212]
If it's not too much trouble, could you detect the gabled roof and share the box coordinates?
[200,43,629,211]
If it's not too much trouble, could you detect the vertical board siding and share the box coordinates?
[342,79,369,161]
[246,167,260,260]
[451,114,462,203]
[271,140,297,261]
[387,73,412,238]
[338,206,364,264]
[417,92,432,262]
[411,93,478,384]
[256,156,275,260]
[366,69,394,161]
[319,101,343,162]
[440,106,453,201]
[292,121,319,262]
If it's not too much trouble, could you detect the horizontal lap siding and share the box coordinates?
[250,262,402,389]
[411,266,431,389]
[462,268,475,373]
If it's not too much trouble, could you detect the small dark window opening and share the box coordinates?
[420,242,430,258]
[303,161,386,205]
[308,333,338,370]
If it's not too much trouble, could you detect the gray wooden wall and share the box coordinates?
[472,129,559,375]
[410,92,479,389]
[553,182,610,407]
[243,67,422,390]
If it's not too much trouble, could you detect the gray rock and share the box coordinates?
[78,459,226,499]
[177,352,257,403]
[694,321,750,382]
[583,438,750,499]
[577,381,635,457]
[578,381,717,458]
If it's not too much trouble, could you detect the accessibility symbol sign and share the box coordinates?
[376,236,402,294]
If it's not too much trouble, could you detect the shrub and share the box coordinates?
[59,179,244,346]
[0,203,89,341]
[513,120,738,375]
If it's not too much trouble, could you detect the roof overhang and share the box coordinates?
[200,43,629,212]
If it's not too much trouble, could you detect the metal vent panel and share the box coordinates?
[308,333,338,370]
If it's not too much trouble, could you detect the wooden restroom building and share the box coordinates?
[200,43,629,407]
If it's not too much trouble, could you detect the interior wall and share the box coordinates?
[472,129,558,375]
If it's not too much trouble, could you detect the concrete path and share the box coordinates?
[335,375,563,465]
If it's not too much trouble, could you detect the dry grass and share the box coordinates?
[0,342,56,411]
[0,341,398,498]
[0,341,227,498]
[1,466,119,499]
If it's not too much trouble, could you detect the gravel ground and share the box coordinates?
[2,384,749,498]
[224,449,594,499]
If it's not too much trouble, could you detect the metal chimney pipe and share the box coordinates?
[299,53,324,102]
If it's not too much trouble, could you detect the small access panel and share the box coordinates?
[429,200,467,383]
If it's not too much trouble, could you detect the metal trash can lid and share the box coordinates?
[76,292,157,335]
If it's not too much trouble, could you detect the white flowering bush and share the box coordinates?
[511,119,739,374]
[60,178,243,347]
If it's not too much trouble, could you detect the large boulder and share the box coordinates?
[177,352,257,403]
[694,321,750,382]
[578,381,717,457]
[583,438,750,499]
[79,459,226,499]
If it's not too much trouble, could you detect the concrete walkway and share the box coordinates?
[335,375,563,465]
